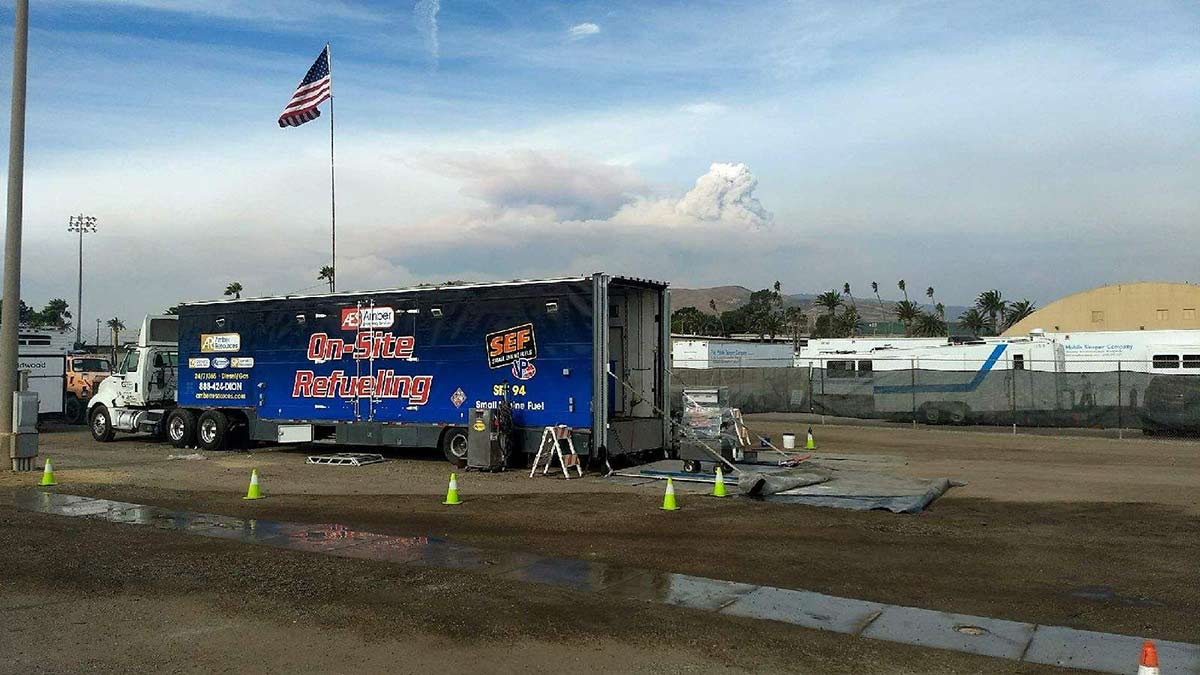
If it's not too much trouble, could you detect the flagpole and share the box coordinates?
[327,42,336,293]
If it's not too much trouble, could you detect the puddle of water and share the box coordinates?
[603,572,757,611]
[18,490,1200,674]
[501,557,649,592]
[1070,585,1165,608]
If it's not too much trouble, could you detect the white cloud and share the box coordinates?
[430,151,646,220]
[568,23,601,39]
[415,0,441,63]
[680,102,729,116]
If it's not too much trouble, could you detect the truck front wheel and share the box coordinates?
[166,408,197,448]
[90,405,115,442]
[196,411,229,452]
[63,395,85,425]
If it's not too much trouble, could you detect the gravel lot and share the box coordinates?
[1,419,1195,672]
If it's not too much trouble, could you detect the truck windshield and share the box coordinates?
[73,358,111,372]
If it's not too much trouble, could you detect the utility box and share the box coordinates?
[10,390,39,470]
[466,408,505,471]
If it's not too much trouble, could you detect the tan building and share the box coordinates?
[1003,282,1200,336]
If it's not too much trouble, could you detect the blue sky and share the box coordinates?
[0,0,1197,328]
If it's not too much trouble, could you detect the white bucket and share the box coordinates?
[781,433,796,449]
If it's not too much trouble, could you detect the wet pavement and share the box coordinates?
[14,490,1200,674]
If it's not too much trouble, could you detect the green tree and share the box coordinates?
[957,308,989,336]
[912,311,947,337]
[975,290,1006,334]
[164,306,179,316]
[671,307,710,335]
[318,265,335,292]
[894,300,920,334]
[224,282,243,300]
[898,279,908,303]
[1003,299,1037,331]
[836,305,861,337]
[814,290,842,316]
[34,298,72,329]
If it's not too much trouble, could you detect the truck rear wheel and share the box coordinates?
[166,408,197,449]
[90,405,115,442]
[196,411,229,452]
[440,427,468,468]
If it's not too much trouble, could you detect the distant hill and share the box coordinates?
[673,285,968,323]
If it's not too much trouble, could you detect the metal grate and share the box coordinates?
[305,453,385,467]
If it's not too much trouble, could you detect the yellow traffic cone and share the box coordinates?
[243,468,264,500]
[712,466,727,497]
[443,473,462,505]
[806,427,816,450]
[38,458,56,487]
[660,478,679,511]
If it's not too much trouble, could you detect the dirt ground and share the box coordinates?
[1,419,1197,673]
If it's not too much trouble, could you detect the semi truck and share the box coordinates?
[86,274,671,465]
[7,327,110,423]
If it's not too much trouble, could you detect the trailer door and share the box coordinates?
[608,326,625,415]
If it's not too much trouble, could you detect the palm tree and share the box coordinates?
[926,286,935,311]
[935,302,945,319]
[708,298,726,336]
[898,279,909,303]
[894,300,920,334]
[912,311,947,337]
[975,290,1006,334]
[837,305,860,337]
[957,308,988,336]
[1003,299,1037,331]
[224,282,243,300]
[814,290,842,317]
[318,265,335,292]
[106,317,125,364]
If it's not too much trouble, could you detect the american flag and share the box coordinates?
[278,46,331,128]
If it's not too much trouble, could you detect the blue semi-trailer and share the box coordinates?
[86,274,671,466]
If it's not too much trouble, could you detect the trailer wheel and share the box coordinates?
[948,403,969,425]
[921,403,942,425]
[63,395,85,425]
[439,427,468,467]
[89,405,115,442]
[196,411,229,452]
[166,408,197,448]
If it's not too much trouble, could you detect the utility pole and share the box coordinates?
[68,214,97,349]
[95,318,100,348]
[1,0,30,470]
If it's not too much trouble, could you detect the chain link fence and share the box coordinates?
[670,356,1200,435]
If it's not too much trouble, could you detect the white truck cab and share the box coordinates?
[88,316,179,440]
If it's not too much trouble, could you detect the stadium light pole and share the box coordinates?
[67,215,97,348]
[0,0,30,470]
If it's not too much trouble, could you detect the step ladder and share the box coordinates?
[530,425,583,479]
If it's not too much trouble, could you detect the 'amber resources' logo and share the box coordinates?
[485,323,537,369]
[200,333,241,353]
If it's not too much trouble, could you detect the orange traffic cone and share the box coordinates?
[1138,640,1159,675]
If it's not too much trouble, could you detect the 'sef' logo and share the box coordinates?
[486,323,537,369]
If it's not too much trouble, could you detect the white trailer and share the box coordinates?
[15,328,73,416]
[806,329,1200,428]
[671,337,794,369]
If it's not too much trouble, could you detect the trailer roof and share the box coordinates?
[182,273,667,307]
